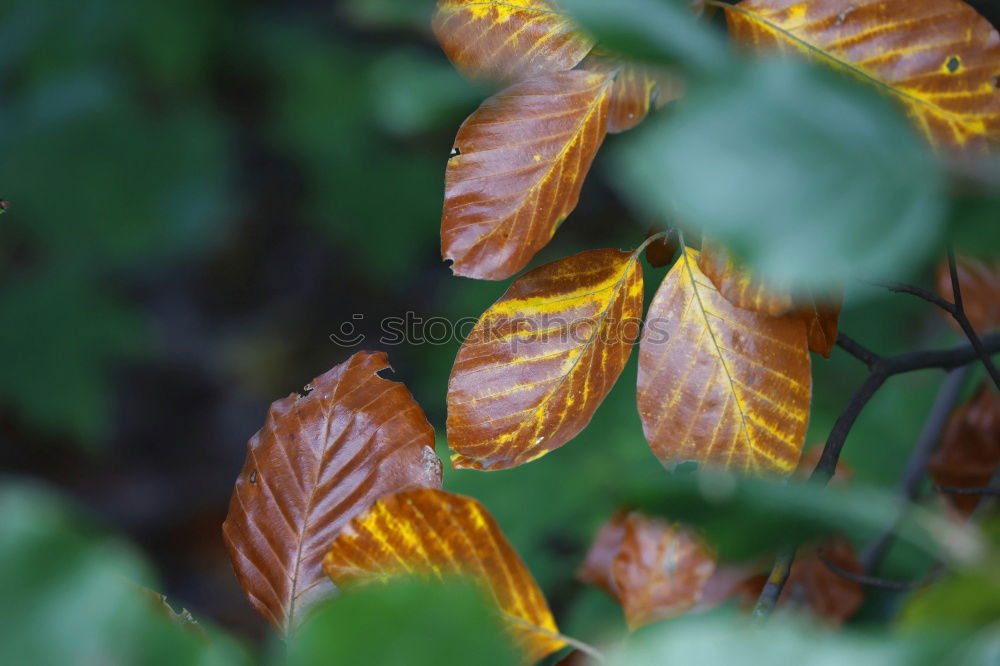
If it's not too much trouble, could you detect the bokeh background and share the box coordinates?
[2,0,998,655]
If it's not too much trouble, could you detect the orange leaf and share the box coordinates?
[935,254,1000,335]
[929,382,1000,515]
[580,50,684,133]
[324,488,565,662]
[447,248,643,469]
[637,248,812,475]
[724,0,1000,150]
[698,240,841,357]
[433,0,595,83]
[579,511,716,630]
[442,71,613,280]
[222,352,442,635]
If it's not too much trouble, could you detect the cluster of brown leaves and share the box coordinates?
[218,1,1000,661]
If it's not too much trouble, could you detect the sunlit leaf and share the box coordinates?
[448,248,643,469]
[637,248,811,475]
[578,510,716,629]
[935,254,1000,334]
[324,488,565,662]
[442,71,613,280]
[724,0,1000,150]
[580,50,683,133]
[698,240,842,357]
[929,382,1000,515]
[222,351,442,635]
[433,0,594,83]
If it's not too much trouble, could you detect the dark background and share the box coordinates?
[2,0,998,646]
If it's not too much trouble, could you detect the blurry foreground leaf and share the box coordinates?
[0,481,248,666]
[325,488,566,662]
[285,579,519,666]
[613,58,945,294]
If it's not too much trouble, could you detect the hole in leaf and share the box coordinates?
[249,470,257,485]
[449,147,461,159]
[946,56,960,73]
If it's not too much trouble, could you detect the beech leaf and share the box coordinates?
[442,71,613,280]
[433,0,595,83]
[447,248,643,470]
[580,51,684,133]
[929,382,1000,515]
[324,488,565,663]
[579,510,716,630]
[637,248,812,475]
[222,351,442,635]
[724,0,1000,150]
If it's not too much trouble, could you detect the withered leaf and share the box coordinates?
[222,351,442,635]
[433,0,595,83]
[698,240,841,357]
[324,488,564,663]
[579,511,716,630]
[442,71,613,280]
[935,254,1000,335]
[448,248,643,470]
[724,0,1000,150]
[930,382,1000,515]
[580,51,684,133]
[637,248,812,475]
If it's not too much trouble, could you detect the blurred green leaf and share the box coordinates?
[284,579,520,666]
[563,0,730,73]
[612,608,946,665]
[0,481,250,666]
[611,58,946,295]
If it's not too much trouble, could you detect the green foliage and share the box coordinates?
[0,482,250,666]
[612,58,945,295]
[285,580,520,666]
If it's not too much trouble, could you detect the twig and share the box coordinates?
[836,333,881,369]
[752,546,795,620]
[753,333,1000,617]
[871,257,1000,390]
[935,485,1000,497]
[820,557,943,590]
[862,367,968,573]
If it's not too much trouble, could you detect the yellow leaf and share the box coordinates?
[637,248,811,475]
[324,488,565,663]
[447,248,643,469]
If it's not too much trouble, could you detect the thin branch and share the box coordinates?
[947,248,1000,391]
[935,485,1000,497]
[862,367,968,573]
[820,557,943,590]
[870,280,955,312]
[836,333,881,368]
[752,546,795,620]
[754,333,1000,617]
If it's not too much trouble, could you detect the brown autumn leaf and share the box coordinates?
[324,488,565,663]
[580,50,684,133]
[724,0,1000,150]
[698,240,841,357]
[222,351,442,635]
[637,248,812,476]
[929,382,1000,515]
[740,538,864,624]
[433,0,595,83]
[442,71,613,280]
[579,511,716,630]
[447,248,643,469]
[935,254,1000,335]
